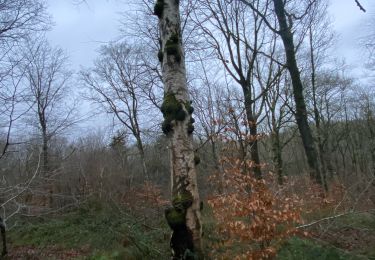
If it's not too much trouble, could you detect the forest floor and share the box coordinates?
[4,200,375,259]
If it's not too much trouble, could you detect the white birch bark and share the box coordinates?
[156,0,203,257]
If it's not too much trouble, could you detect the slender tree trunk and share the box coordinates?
[230,110,247,165]
[41,125,49,175]
[41,122,54,207]
[365,109,375,175]
[271,130,283,184]
[309,28,328,191]
[249,119,262,178]
[243,86,262,178]
[140,153,148,180]
[155,0,202,258]
[136,136,148,180]
[210,139,224,194]
[273,0,322,184]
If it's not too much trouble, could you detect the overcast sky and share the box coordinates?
[44,0,374,137]
[47,1,125,70]
[329,0,374,69]
[46,0,374,71]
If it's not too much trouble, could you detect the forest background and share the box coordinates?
[0,0,374,259]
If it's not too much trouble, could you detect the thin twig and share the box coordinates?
[1,152,41,209]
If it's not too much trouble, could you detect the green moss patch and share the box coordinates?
[160,93,186,135]
[165,207,186,230]
[172,191,193,210]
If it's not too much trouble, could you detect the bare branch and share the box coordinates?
[355,0,366,12]
[1,152,41,210]
[297,210,374,229]
[235,0,279,33]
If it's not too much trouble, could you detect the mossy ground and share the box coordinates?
[7,201,170,259]
[5,202,374,259]
[277,237,366,260]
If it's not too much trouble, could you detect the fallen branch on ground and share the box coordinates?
[297,210,373,229]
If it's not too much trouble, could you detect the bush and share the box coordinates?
[208,157,302,259]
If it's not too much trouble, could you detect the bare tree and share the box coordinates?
[192,0,282,178]
[304,0,335,190]
[81,42,154,179]
[0,0,49,44]
[238,0,324,185]
[154,0,202,257]
[23,39,74,205]
[363,14,375,76]
[0,0,49,159]
[190,58,227,193]
[0,66,27,160]
[264,70,295,184]
[272,0,324,185]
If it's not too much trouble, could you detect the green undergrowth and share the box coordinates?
[278,212,375,260]
[337,212,375,230]
[8,200,170,259]
[277,237,367,260]
[7,200,375,259]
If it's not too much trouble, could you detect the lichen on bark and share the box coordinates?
[156,0,203,258]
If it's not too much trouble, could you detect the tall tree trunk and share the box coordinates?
[41,122,53,207]
[271,130,283,184]
[210,139,224,193]
[309,28,328,191]
[272,0,322,185]
[155,0,203,258]
[364,103,375,176]
[41,125,49,175]
[136,136,148,180]
[248,116,262,178]
[243,86,262,178]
